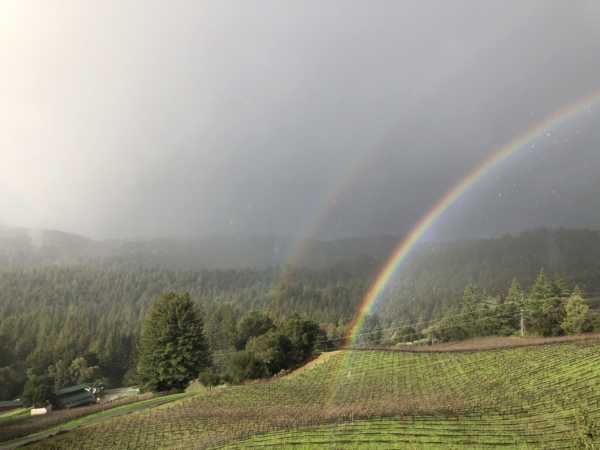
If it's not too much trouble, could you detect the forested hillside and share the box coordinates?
[0,227,397,270]
[0,265,369,401]
[380,228,600,322]
[2,228,600,401]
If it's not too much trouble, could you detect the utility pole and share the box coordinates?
[520,308,525,337]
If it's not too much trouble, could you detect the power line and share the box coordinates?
[211,309,524,357]
[326,309,523,346]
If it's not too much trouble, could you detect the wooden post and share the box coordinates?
[520,308,525,337]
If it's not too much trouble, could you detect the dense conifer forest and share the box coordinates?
[1,228,600,401]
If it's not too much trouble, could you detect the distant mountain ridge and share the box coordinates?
[2,227,600,301]
[0,227,101,266]
[0,227,400,270]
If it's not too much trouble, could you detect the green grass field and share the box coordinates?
[30,340,600,449]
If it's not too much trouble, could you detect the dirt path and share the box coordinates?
[353,333,600,353]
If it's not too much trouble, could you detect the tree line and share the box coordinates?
[362,270,600,345]
[0,266,363,402]
[18,291,325,406]
[3,228,600,403]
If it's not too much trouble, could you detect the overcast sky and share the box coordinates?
[1,1,600,240]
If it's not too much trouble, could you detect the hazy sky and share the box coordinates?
[2,1,600,240]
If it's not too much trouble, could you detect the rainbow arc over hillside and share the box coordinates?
[345,90,600,347]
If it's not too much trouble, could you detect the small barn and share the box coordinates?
[53,384,96,409]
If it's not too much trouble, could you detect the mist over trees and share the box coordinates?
[1,228,600,401]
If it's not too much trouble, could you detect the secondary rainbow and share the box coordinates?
[345,90,600,347]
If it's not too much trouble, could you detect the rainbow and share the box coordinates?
[345,91,600,347]
[284,153,369,269]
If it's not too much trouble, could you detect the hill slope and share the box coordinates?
[0,226,398,270]
[380,228,600,321]
[4,226,600,282]
[32,339,600,449]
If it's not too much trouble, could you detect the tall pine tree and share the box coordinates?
[561,287,590,335]
[506,278,524,307]
[526,270,565,336]
[138,292,210,391]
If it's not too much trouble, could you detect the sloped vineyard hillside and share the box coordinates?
[32,339,600,449]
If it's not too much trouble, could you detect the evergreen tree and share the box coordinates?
[245,331,291,375]
[22,369,53,407]
[426,309,469,343]
[225,351,266,383]
[529,269,554,301]
[137,292,210,392]
[393,326,420,343]
[561,287,590,335]
[462,283,483,314]
[506,278,524,307]
[279,315,322,364]
[205,304,237,352]
[0,366,23,400]
[551,274,570,298]
[526,270,565,336]
[235,311,275,350]
[494,300,520,335]
[572,285,586,298]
